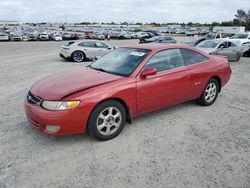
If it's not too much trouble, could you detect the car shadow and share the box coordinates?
[129,100,198,124]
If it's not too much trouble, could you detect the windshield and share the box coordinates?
[90,48,151,77]
[231,33,249,39]
[197,40,219,48]
[205,34,215,40]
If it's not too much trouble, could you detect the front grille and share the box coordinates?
[27,91,42,105]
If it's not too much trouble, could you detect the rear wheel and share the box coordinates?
[88,100,126,141]
[197,78,219,106]
[72,51,86,62]
[236,54,241,61]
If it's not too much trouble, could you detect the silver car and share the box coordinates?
[0,33,9,41]
[196,39,244,61]
[60,40,115,62]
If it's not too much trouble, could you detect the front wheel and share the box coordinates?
[72,51,86,62]
[197,78,219,106]
[88,100,126,141]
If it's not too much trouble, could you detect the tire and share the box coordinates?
[88,100,126,141]
[72,51,86,62]
[197,78,219,106]
[236,54,241,62]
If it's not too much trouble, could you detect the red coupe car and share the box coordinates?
[24,44,231,140]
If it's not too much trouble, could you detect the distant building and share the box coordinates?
[0,20,22,26]
[213,26,245,34]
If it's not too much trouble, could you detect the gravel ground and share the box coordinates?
[0,38,250,188]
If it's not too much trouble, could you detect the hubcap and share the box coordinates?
[73,52,83,62]
[97,107,122,136]
[205,83,217,103]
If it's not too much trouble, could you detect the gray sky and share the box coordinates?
[0,0,249,23]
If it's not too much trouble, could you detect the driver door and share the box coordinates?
[217,42,238,61]
[136,49,191,114]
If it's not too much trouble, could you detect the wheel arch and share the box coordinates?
[210,75,221,92]
[71,50,86,60]
[87,97,132,130]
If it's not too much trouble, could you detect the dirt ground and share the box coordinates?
[0,38,250,188]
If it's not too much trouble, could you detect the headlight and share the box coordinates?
[41,101,80,111]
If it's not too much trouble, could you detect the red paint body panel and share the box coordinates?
[24,44,231,136]
[31,67,122,100]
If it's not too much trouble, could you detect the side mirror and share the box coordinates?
[140,67,157,78]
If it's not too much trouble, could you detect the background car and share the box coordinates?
[196,39,244,61]
[62,33,77,40]
[38,33,50,41]
[230,32,250,45]
[0,33,9,41]
[242,43,250,57]
[51,33,62,41]
[11,33,23,41]
[181,37,206,46]
[25,44,231,141]
[139,36,176,44]
[27,33,37,41]
[59,40,115,62]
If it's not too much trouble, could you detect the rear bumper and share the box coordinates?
[24,100,88,136]
[59,49,71,60]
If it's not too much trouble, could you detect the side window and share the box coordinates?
[218,42,227,49]
[78,42,85,47]
[96,42,108,48]
[145,49,185,72]
[228,42,236,47]
[181,49,208,65]
[78,42,96,48]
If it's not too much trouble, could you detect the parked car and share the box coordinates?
[229,32,250,45]
[25,44,231,140]
[51,34,62,41]
[205,33,225,40]
[22,35,28,41]
[196,39,244,61]
[242,43,250,57]
[11,33,23,41]
[27,33,37,41]
[181,37,206,46]
[185,28,199,36]
[62,33,77,40]
[76,33,86,40]
[38,33,50,41]
[139,36,176,44]
[0,33,9,41]
[59,40,115,62]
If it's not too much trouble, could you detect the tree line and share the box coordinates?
[77,9,250,30]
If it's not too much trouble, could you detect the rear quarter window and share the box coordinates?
[181,49,209,65]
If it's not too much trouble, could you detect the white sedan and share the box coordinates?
[59,40,115,62]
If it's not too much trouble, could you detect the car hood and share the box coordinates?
[197,47,216,54]
[31,67,122,100]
